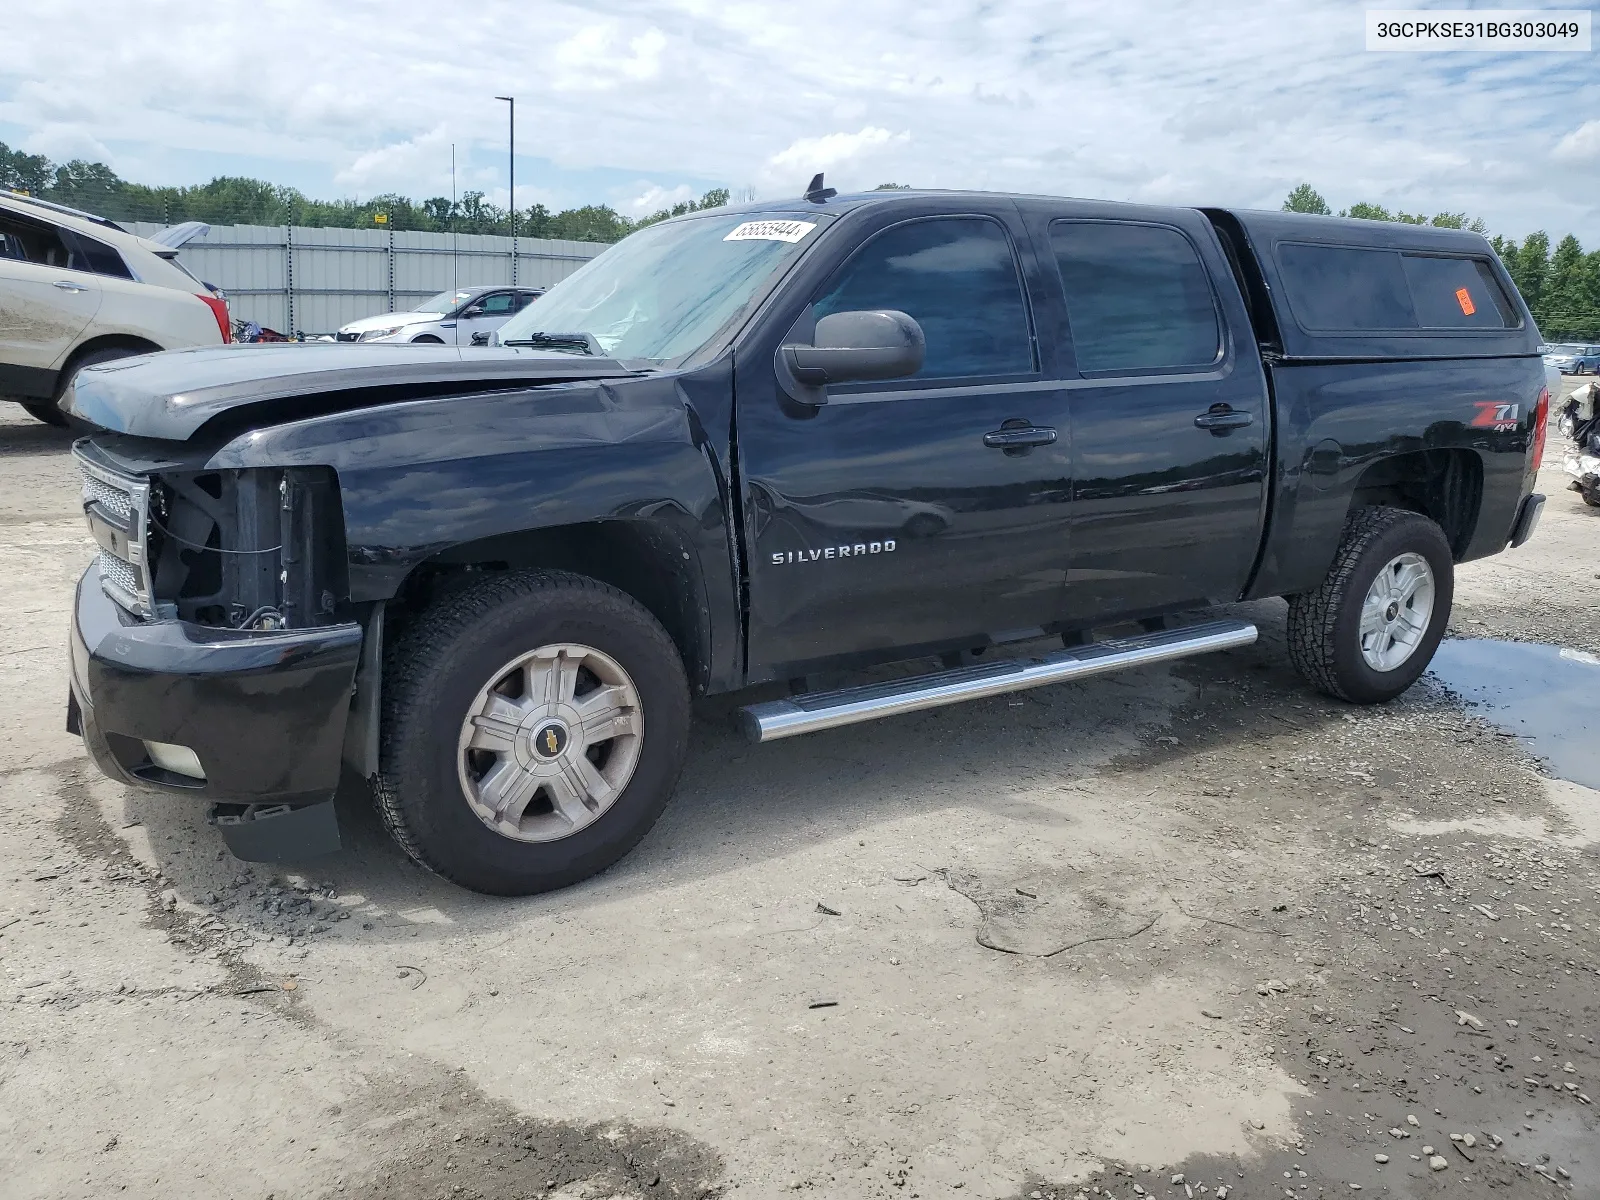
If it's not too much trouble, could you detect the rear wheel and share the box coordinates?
[1287,506,1453,704]
[20,399,67,427]
[374,570,690,895]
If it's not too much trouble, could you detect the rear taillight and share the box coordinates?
[197,293,231,343]
[1532,385,1549,471]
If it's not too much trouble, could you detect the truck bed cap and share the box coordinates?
[1212,208,1541,361]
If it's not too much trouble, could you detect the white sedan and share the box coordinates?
[335,285,543,344]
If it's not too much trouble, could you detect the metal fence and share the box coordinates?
[123,222,606,336]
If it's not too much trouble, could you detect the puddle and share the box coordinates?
[1501,1107,1599,1195]
[1427,638,1600,789]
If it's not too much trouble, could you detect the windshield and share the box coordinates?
[1548,343,1584,354]
[496,213,828,363]
[414,288,476,314]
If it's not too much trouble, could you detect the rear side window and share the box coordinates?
[1050,221,1222,374]
[1276,242,1517,332]
[1400,255,1516,328]
[814,216,1035,380]
[67,232,133,279]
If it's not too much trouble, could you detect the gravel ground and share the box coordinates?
[0,391,1596,1200]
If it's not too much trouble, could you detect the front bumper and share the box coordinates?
[69,566,363,813]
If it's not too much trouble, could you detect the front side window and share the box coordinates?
[813,216,1035,380]
[1051,221,1221,374]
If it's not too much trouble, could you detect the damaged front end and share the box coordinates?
[69,438,363,860]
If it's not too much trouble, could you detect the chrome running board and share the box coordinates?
[740,619,1258,743]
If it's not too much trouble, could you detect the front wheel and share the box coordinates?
[1287,506,1453,704]
[374,570,691,895]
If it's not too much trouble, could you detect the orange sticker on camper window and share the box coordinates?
[1455,287,1476,316]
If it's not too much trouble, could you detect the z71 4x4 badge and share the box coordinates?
[1470,401,1519,431]
[772,540,896,565]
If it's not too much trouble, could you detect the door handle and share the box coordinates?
[53,280,86,292]
[1194,404,1253,434]
[983,422,1057,453]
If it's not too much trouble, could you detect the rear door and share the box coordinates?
[736,202,1075,677]
[1017,202,1270,626]
[0,210,102,390]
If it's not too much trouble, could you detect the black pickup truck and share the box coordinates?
[64,186,1548,895]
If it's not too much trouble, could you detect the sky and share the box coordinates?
[1,0,1597,240]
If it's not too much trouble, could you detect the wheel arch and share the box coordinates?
[54,334,163,383]
[391,519,713,695]
[1346,448,1483,560]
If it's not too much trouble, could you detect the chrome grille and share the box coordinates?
[73,448,153,618]
[96,549,142,603]
[81,471,134,521]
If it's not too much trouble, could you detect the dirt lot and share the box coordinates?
[1,397,1596,1200]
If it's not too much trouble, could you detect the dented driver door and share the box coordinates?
[736,202,1075,681]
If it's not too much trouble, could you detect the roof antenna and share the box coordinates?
[803,172,837,203]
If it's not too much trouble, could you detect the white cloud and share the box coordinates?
[627,183,696,216]
[0,0,1596,240]
[1554,120,1600,164]
[20,122,111,165]
[548,24,668,92]
[334,126,452,193]
[768,127,910,173]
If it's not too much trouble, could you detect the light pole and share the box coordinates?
[495,95,515,285]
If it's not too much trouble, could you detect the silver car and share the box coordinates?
[334,285,543,345]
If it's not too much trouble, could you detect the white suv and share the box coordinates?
[0,193,230,426]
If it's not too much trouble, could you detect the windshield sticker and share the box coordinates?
[724,220,818,243]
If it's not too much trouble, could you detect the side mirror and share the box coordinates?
[470,330,494,347]
[776,309,925,405]
[460,305,486,318]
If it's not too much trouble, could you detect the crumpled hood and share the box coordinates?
[338,310,445,334]
[64,342,639,441]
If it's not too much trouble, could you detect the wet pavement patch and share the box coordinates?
[335,1094,724,1200]
[1427,639,1600,789]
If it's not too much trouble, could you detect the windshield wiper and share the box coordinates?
[502,331,602,356]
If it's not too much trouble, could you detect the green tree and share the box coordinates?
[1282,184,1331,215]
[1539,234,1598,339]
[633,187,730,231]
[1341,201,1393,221]
[1508,231,1551,315]
[0,142,53,193]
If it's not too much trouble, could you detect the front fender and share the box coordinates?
[206,362,743,690]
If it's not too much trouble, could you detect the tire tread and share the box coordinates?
[1286,505,1442,703]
